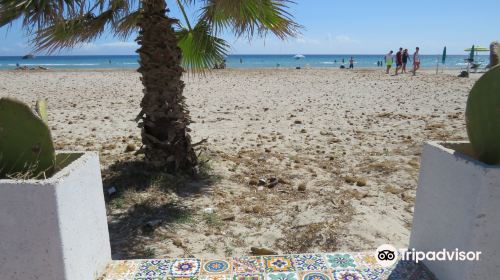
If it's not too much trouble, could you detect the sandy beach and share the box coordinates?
[0,68,479,259]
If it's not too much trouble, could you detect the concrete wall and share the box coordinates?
[410,142,500,280]
[0,152,111,280]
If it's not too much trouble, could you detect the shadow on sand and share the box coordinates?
[101,159,219,259]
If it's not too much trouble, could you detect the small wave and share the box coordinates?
[8,63,99,66]
[121,62,138,65]
[321,61,336,64]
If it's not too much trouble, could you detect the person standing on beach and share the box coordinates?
[395,47,403,75]
[385,51,394,74]
[349,57,354,69]
[413,47,421,75]
[402,49,411,73]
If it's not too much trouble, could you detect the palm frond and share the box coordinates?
[30,0,139,52]
[0,0,80,29]
[200,0,301,39]
[115,10,141,39]
[177,20,229,72]
[32,11,113,52]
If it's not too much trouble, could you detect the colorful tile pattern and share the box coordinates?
[100,253,436,280]
[300,271,331,280]
[202,260,231,275]
[171,259,201,276]
[292,255,328,271]
[232,257,264,274]
[263,256,295,272]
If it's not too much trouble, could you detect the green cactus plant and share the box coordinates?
[465,64,500,165]
[0,97,56,179]
[36,99,48,124]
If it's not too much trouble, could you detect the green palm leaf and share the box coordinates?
[177,20,229,71]
[201,0,301,39]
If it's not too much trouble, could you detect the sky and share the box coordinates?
[1,0,499,56]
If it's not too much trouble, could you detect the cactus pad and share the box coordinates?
[36,99,48,124]
[465,65,500,165]
[0,97,56,179]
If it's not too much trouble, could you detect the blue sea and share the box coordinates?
[0,54,489,70]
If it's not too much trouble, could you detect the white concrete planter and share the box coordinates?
[410,141,500,280]
[0,152,111,280]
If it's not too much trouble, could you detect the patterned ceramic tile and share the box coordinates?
[332,269,366,280]
[201,259,231,275]
[232,257,264,274]
[233,273,265,280]
[292,255,328,271]
[325,254,356,269]
[167,277,199,280]
[352,253,381,270]
[299,271,332,280]
[266,272,298,280]
[100,253,436,280]
[170,259,201,276]
[200,275,231,280]
[102,260,140,279]
[360,267,390,280]
[134,259,173,279]
[263,256,295,272]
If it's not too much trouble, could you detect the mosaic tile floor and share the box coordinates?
[100,252,436,280]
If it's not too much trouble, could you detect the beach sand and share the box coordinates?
[0,68,478,259]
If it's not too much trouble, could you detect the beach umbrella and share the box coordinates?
[442,46,447,64]
[464,46,489,52]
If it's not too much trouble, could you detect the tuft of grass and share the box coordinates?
[204,244,217,254]
[203,212,223,227]
[172,209,194,224]
[111,197,125,209]
[144,247,156,258]
[224,246,234,257]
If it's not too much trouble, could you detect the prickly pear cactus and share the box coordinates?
[36,99,48,124]
[465,65,500,165]
[0,97,56,179]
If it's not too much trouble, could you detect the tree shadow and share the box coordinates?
[108,200,193,259]
[101,159,221,259]
[102,159,219,199]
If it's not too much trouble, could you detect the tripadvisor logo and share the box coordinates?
[375,244,398,267]
[375,244,482,267]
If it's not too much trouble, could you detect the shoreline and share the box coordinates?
[0,67,478,73]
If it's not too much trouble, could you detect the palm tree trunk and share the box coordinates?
[136,0,198,174]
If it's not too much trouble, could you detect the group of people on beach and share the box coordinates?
[384,47,420,75]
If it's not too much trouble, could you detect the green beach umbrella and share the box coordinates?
[464,46,489,52]
[442,46,447,64]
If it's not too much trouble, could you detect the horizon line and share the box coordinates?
[0,53,479,57]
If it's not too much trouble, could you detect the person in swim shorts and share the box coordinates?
[413,47,420,75]
[385,50,394,74]
[402,49,411,73]
[395,47,403,75]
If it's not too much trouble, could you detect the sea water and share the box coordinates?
[0,54,489,70]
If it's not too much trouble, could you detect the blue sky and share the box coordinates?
[1,0,499,56]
